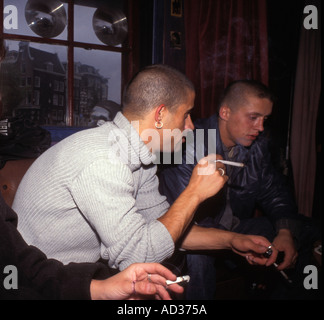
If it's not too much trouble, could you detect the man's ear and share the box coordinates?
[219,105,230,121]
[154,104,165,122]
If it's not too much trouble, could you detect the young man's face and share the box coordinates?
[162,90,195,152]
[220,95,273,148]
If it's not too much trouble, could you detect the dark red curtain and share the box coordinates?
[290,0,321,217]
[184,0,269,119]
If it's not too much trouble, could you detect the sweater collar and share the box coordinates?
[113,112,156,167]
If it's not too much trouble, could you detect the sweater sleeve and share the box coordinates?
[70,158,175,271]
[135,164,170,221]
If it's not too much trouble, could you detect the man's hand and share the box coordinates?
[187,154,228,203]
[230,233,278,266]
[181,226,278,267]
[272,229,297,270]
[90,263,184,300]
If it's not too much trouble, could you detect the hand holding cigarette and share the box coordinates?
[166,275,190,286]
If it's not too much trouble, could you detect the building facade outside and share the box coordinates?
[1,41,109,127]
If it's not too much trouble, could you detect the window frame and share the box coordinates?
[0,0,131,126]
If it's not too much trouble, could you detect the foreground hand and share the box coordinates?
[90,263,184,300]
[230,233,278,266]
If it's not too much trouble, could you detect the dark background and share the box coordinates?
[137,0,321,222]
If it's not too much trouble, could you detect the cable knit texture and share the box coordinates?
[13,112,174,270]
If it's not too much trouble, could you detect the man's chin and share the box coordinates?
[238,139,254,147]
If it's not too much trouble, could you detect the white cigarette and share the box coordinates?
[166,275,190,285]
[273,263,292,283]
[214,159,245,167]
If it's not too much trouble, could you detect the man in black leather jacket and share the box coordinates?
[159,80,304,299]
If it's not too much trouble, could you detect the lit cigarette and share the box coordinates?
[166,275,190,286]
[273,263,292,283]
[214,160,245,167]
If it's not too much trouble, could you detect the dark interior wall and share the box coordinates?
[139,0,185,71]
[266,0,322,221]
[140,0,321,219]
[266,0,304,174]
[148,0,304,170]
[313,91,322,221]
[138,0,154,68]
[160,0,186,73]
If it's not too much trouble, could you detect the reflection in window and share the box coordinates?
[1,0,126,127]
[34,90,40,106]
[34,76,40,87]
[20,77,26,87]
[1,40,67,125]
[3,0,68,40]
[54,80,59,92]
[53,94,58,106]
[73,47,121,127]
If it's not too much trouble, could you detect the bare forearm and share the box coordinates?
[158,155,227,244]
[180,225,272,267]
[180,224,235,251]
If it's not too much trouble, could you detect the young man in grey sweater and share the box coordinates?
[13,65,275,271]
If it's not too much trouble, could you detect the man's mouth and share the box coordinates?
[247,134,258,140]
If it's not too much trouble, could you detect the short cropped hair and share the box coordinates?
[218,80,276,112]
[122,64,195,117]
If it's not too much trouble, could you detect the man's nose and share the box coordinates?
[185,114,195,130]
[255,118,265,132]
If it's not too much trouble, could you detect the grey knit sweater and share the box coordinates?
[13,112,174,270]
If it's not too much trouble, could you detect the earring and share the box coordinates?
[155,121,163,129]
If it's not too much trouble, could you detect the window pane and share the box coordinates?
[74,2,125,47]
[1,40,68,125]
[1,1,124,127]
[74,4,102,46]
[3,0,68,40]
[73,47,121,127]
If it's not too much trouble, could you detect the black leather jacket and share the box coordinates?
[159,114,300,235]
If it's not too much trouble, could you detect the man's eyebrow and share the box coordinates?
[248,112,270,117]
